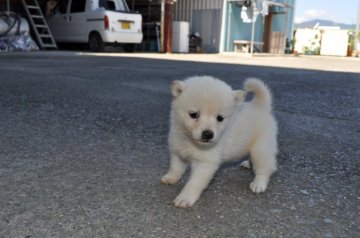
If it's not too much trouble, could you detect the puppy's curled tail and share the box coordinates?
[244,78,272,112]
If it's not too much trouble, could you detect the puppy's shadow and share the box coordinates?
[220,156,252,170]
[177,157,253,187]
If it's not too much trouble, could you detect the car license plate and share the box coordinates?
[121,21,131,29]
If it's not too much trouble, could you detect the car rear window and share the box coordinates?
[99,0,128,12]
[71,0,86,13]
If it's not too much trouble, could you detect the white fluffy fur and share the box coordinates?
[161,76,278,208]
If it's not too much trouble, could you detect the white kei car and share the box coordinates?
[46,0,143,51]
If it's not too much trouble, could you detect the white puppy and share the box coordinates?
[161,76,278,208]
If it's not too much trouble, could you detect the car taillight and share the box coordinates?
[104,15,109,30]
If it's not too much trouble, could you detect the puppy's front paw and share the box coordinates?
[174,193,198,208]
[161,174,179,185]
[250,175,269,193]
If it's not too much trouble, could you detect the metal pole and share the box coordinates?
[147,1,151,43]
[164,0,174,53]
[6,0,10,14]
[283,8,288,54]
[226,1,232,51]
[356,0,360,51]
[160,0,165,52]
[250,0,256,55]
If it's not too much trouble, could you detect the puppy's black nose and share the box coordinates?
[201,130,214,141]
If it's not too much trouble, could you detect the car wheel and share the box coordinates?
[89,33,104,52]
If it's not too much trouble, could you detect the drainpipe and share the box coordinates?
[164,0,175,53]
[356,0,360,51]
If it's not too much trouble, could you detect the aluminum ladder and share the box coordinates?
[21,0,57,49]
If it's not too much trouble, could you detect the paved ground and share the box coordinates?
[85,52,360,73]
[0,52,359,238]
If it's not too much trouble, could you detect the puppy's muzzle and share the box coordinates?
[201,130,214,142]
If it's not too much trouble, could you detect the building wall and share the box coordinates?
[173,0,295,53]
[223,2,264,52]
[174,0,224,22]
[223,0,295,53]
[271,0,296,42]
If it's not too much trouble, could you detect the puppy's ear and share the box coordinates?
[233,90,246,104]
[171,80,185,98]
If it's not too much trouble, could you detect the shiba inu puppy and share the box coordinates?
[161,76,277,208]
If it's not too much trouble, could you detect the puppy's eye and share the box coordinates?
[189,111,199,119]
[217,115,224,122]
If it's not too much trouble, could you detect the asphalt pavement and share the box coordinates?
[0,52,359,237]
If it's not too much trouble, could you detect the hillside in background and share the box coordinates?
[295,19,356,30]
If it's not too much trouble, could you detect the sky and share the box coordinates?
[295,0,359,24]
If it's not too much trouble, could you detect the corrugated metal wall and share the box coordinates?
[173,0,224,52]
[174,0,224,22]
[191,9,222,52]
